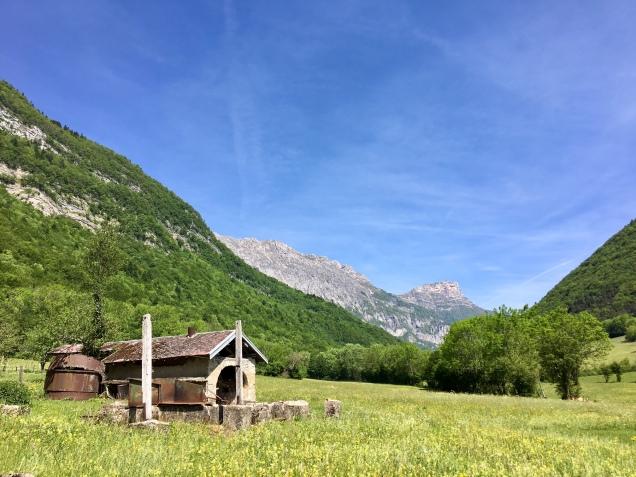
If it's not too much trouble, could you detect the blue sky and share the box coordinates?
[1,1,635,309]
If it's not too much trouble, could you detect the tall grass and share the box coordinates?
[1,371,635,476]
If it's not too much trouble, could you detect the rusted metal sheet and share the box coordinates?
[127,378,207,407]
[49,354,105,375]
[45,370,101,400]
[45,353,104,400]
[128,379,160,407]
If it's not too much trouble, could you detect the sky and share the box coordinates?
[1,1,635,309]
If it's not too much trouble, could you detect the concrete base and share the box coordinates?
[222,404,253,431]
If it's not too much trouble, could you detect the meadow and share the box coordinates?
[1,361,635,477]
[604,336,636,365]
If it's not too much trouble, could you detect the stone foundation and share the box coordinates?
[97,399,309,429]
[222,404,253,431]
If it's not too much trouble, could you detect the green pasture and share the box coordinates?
[0,361,635,477]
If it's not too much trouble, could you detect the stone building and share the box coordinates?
[100,326,267,404]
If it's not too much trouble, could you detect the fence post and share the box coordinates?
[142,313,153,421]
[18,366,24,384]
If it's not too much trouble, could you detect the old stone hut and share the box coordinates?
[101,327,267,405]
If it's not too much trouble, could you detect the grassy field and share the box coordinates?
[605,336,636,364]
[1,361,635,477]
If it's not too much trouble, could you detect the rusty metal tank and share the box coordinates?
[45,354,105,400]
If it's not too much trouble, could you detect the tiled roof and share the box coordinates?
[102,331,234,364]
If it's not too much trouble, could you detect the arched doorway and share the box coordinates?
[215,366,249,404]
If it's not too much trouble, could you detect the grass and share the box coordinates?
[605,336,636,364]
[1,366,635,477]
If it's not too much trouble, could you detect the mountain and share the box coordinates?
[218,235,485,346]
[0,80,398,356]
[536,219,636,319]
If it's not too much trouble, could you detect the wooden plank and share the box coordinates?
[235,320,243,405]
[142,313,153,420]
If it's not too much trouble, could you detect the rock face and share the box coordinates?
[400,281,484,318]
[218,236,485,346]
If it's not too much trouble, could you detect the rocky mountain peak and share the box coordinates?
[401,281,480,311]
[218,235,485,346]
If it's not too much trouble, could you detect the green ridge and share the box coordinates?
[0,80,397,357]
[536,219,636,319]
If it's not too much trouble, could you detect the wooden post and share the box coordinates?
[142,313,153,421]
[18,366,24,384]
[235,320,243,405]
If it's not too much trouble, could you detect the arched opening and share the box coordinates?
[215,366,249,404]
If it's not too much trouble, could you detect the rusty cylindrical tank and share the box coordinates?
[45,354,105,400]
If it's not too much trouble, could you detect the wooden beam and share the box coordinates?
[235,320,243,405]
[142,313,153,421]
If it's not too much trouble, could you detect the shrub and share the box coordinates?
[0,380,31,405]
[625,324,636,342]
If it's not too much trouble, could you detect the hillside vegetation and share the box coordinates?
[0,80,397,359]
[1,367,635,476]
[536,219,636,319]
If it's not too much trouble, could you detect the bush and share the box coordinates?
[625,324,636,342]
[0,380,31,405]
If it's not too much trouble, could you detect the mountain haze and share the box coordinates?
[219,235,485,346]
[0,80,398,354]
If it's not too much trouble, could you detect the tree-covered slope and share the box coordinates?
[536,220,636,320]
[0,80,397,357]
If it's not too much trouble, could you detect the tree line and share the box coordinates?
[260,342,430,385]
[425,306,613,399]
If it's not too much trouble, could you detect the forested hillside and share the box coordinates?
[536,219,636,319]
[0,80,397,360]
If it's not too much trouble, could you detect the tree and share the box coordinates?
[609,361,623,382]
[81,223,123,355]
[6,286,92,366]
[537,308,611,399]
[284,352,310,379]
[425,308,540,396]
[599,364,612,383]
[604,314,636,338]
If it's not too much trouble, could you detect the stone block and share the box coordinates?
[324,399,341,418]
[269,401,292,421]
[128,405,160,423]
[222,404,253,431]
[251,403,272,425]
[0,405,30,417]
[159,404,220,424]
[95,401,128,425]
[285,400,309,419]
